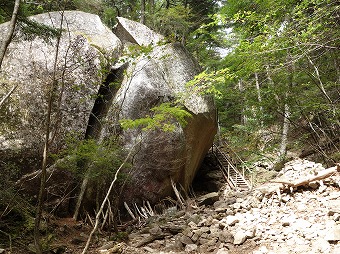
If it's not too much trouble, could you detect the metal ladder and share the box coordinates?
[212,144,251,190]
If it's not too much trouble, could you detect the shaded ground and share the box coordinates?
[2,159,340,254]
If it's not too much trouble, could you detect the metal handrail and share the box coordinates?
[212,144,251,189]
[219,141,253,176]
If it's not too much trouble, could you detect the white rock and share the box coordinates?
[185,244,198,252]
[312,239,331,253]
[333,213,340,221]
[233,203,241,209]
[188,221,197,228]
[325,225,340,241]
[233,231,247,245]
[296,203,307,212]
[294,244,311,253]
[331,245,340,254]
[328,200,340,214]
[255,246,268,254]
[245,227,256,238]
[216,248,229,254]
[293,219,312,231]
[115,17,164,46]
[244,212,256,222]
[225,215,239,226]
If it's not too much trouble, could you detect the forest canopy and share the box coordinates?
[1,0,339,163]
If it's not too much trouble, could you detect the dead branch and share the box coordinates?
[144,201,154,216]
[101,199,110,231]
[170,178,185,209]
[0,0,20,68]
[270,165,339,188]
[0,84,18,108]
[124,202,136,220]
[134,203,148,219]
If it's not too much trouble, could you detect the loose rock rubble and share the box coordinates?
[99,159,340,254]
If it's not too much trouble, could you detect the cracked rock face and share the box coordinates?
[0,12,217,207]
[102,18,217,204]
[0,11,122,155]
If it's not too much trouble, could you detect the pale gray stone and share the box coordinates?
[233,203,241,209]
[198,192,219,206]
[214,200,230,211]
[312,239,331,253]
[331,245,340,254]
[245,227,256,238]
[185,244,198,252]
[102,38,216,203]
[225,215,239,226]
[0,11,121,152]
[325,225,340,241]
[216,248,229,254]
[219,230,234,243]
[180,235,194,245]
[233,231,247,245]
[114,17,164,46]
[328,200,340,214]
[187,221,197,229]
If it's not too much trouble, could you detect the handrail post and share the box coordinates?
[228,164,230,181]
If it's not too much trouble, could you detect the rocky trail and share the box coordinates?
[96,159,340,254]
[6,159,339,254]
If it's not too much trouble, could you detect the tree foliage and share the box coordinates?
[215,0,339,163]
[120,102,192,132]
[56,136,125,179]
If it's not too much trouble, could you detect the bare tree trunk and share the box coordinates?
[278,54,294,162]
[73,172,89,220]
[140,0,146,24]
[254,72,263,127]
[0,0,20,68]
[33,11,64,254]
[266,65,280,103]
[271,165,340,188]
[306,55,333,104]
[238,80,247,125]
[279,99,290,160]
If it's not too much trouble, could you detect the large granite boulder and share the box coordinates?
[0,13,217,210]
[0,11,122,158]
[101,18,217,204]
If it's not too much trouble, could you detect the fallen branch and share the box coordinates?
[170,178,185,209]
[0,84,18,107]
[144,201,154,216]
[124,202,136,220]
[270,165,339,188]
[134,203,148,219]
